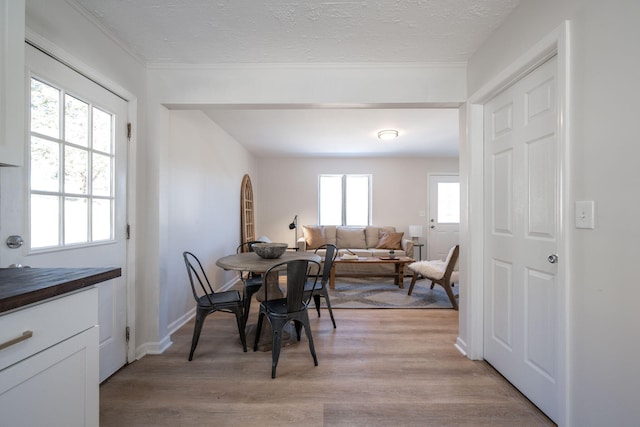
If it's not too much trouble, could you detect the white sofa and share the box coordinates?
[297,225,414,276]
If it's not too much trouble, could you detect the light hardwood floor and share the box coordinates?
[100,308,555,426]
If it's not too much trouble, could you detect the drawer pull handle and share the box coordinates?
[0,330,34,351]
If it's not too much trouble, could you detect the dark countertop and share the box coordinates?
[0,267,122,314]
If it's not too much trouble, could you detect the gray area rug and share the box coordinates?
[323,277,458,309]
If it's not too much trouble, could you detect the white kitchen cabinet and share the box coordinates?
[0,0,26,166]
[0,288,99,427]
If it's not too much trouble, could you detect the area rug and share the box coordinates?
[323,277,458,309]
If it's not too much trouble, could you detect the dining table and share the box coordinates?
[216,250,321,301]
[216,250,322,351]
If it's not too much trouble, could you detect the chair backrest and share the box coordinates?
[315,244,338,285]
[236,240,266,254]
[183,251,215,304]
[264,259,321,312]
[443,245,460,280]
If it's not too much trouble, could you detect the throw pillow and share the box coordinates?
[376,230,404,249]
[365,226,395,248]
[303,226,326,249]
[336,227,367,249]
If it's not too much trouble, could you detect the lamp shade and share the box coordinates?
[409,225,423,238]
[288,215,297,230]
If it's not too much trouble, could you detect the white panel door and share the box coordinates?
[427,174,460,261]
[23,44,128,382]
[483,56,559,422]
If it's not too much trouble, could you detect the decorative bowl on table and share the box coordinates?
[252,242,288,259]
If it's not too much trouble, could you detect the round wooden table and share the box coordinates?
[216,251,321,300]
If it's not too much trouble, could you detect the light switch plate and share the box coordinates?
[575,200,595,229]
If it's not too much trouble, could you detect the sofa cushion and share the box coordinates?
[365,226,395,248]
[323,225,337,246]
[303,225,326,249]
[336,227,367,249]
[375,230,404,249]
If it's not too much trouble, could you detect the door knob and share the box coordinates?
[6,235,23,249]
[547,254,558,264]
[430,225,435,229]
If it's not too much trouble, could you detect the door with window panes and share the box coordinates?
[25,44,128,382]
[427,174,460,260]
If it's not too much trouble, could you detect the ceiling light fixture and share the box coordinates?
[377,129,399,140]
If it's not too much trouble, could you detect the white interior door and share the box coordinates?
[483,56,559,422]
[22,44,128,382]
[427,174,459,261]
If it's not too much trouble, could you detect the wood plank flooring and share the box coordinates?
[100,308,555,426]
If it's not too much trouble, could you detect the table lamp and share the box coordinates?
[409,225,423,243]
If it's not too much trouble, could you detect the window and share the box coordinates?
[318,174,371,226]
[29,77,115,249]
[437,182,460,223]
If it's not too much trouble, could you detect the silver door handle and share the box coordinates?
[547,254,558,264]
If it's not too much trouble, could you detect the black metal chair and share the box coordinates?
[253,259,322,378]
[236,240,266,327]
[183,251,247,360]
[304,243,338,328]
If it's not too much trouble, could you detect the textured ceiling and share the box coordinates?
[72,0,519,64]
[69,0,520,157]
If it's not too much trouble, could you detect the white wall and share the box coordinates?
[256,157,458,246]
[467,0,640,425]
[166,110,257,330]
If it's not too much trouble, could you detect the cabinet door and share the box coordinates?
[0,0,25,166]
[0,326,99,427]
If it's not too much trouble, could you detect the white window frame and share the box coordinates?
[28,75,116,251]
[318,174,372,226]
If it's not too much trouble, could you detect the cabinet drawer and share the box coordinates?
[0,287,97,370]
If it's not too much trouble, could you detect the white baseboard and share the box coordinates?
[135,336,173,359]
[455,336,468,357]
[133,279,240,360]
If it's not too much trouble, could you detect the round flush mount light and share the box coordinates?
[377,129,399,140]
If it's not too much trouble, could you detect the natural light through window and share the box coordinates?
[29,77,115,249]
[319,174,371,226]
[437,182,460,223]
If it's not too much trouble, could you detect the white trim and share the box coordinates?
[147,61,468,70]
[464,21,571,426]
[168,308,195,337]
[63,0,146,67]
[135,337,173,359]
[454,337,468,356]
